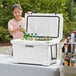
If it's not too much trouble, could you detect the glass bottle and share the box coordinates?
[70,53,75,66]
[35,33,38,40]
[64,53,70,66]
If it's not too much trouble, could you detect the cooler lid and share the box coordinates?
[25,13,63,40]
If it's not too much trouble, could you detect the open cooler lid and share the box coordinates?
[25,13,63,40]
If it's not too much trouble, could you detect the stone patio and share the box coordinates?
[0,46,12,55]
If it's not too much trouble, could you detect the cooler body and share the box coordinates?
[11,39,60,65]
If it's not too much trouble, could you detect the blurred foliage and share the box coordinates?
[0,0,76,42]
[0,26,12,43]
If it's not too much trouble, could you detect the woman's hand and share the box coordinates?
[18,27,23,32]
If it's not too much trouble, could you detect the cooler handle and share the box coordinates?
[25,45,34,47]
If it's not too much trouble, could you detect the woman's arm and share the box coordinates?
[9,28,18,35]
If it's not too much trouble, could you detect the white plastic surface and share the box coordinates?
[0,54,60,76]
[11,38,60,45]
[25,13,63,40]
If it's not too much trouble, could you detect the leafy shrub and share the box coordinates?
[63,21,76,37]
[0,0,76,42]
[0,26,12,43]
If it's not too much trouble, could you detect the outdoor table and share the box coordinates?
[0,54,60,76]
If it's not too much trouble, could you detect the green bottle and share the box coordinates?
[19,25,27,39]
[19,25,26,34]
[31,33,33,40]
[35,33,37,39]
[27,33,30,40]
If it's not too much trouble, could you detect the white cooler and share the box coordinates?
[11,13,63,65]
